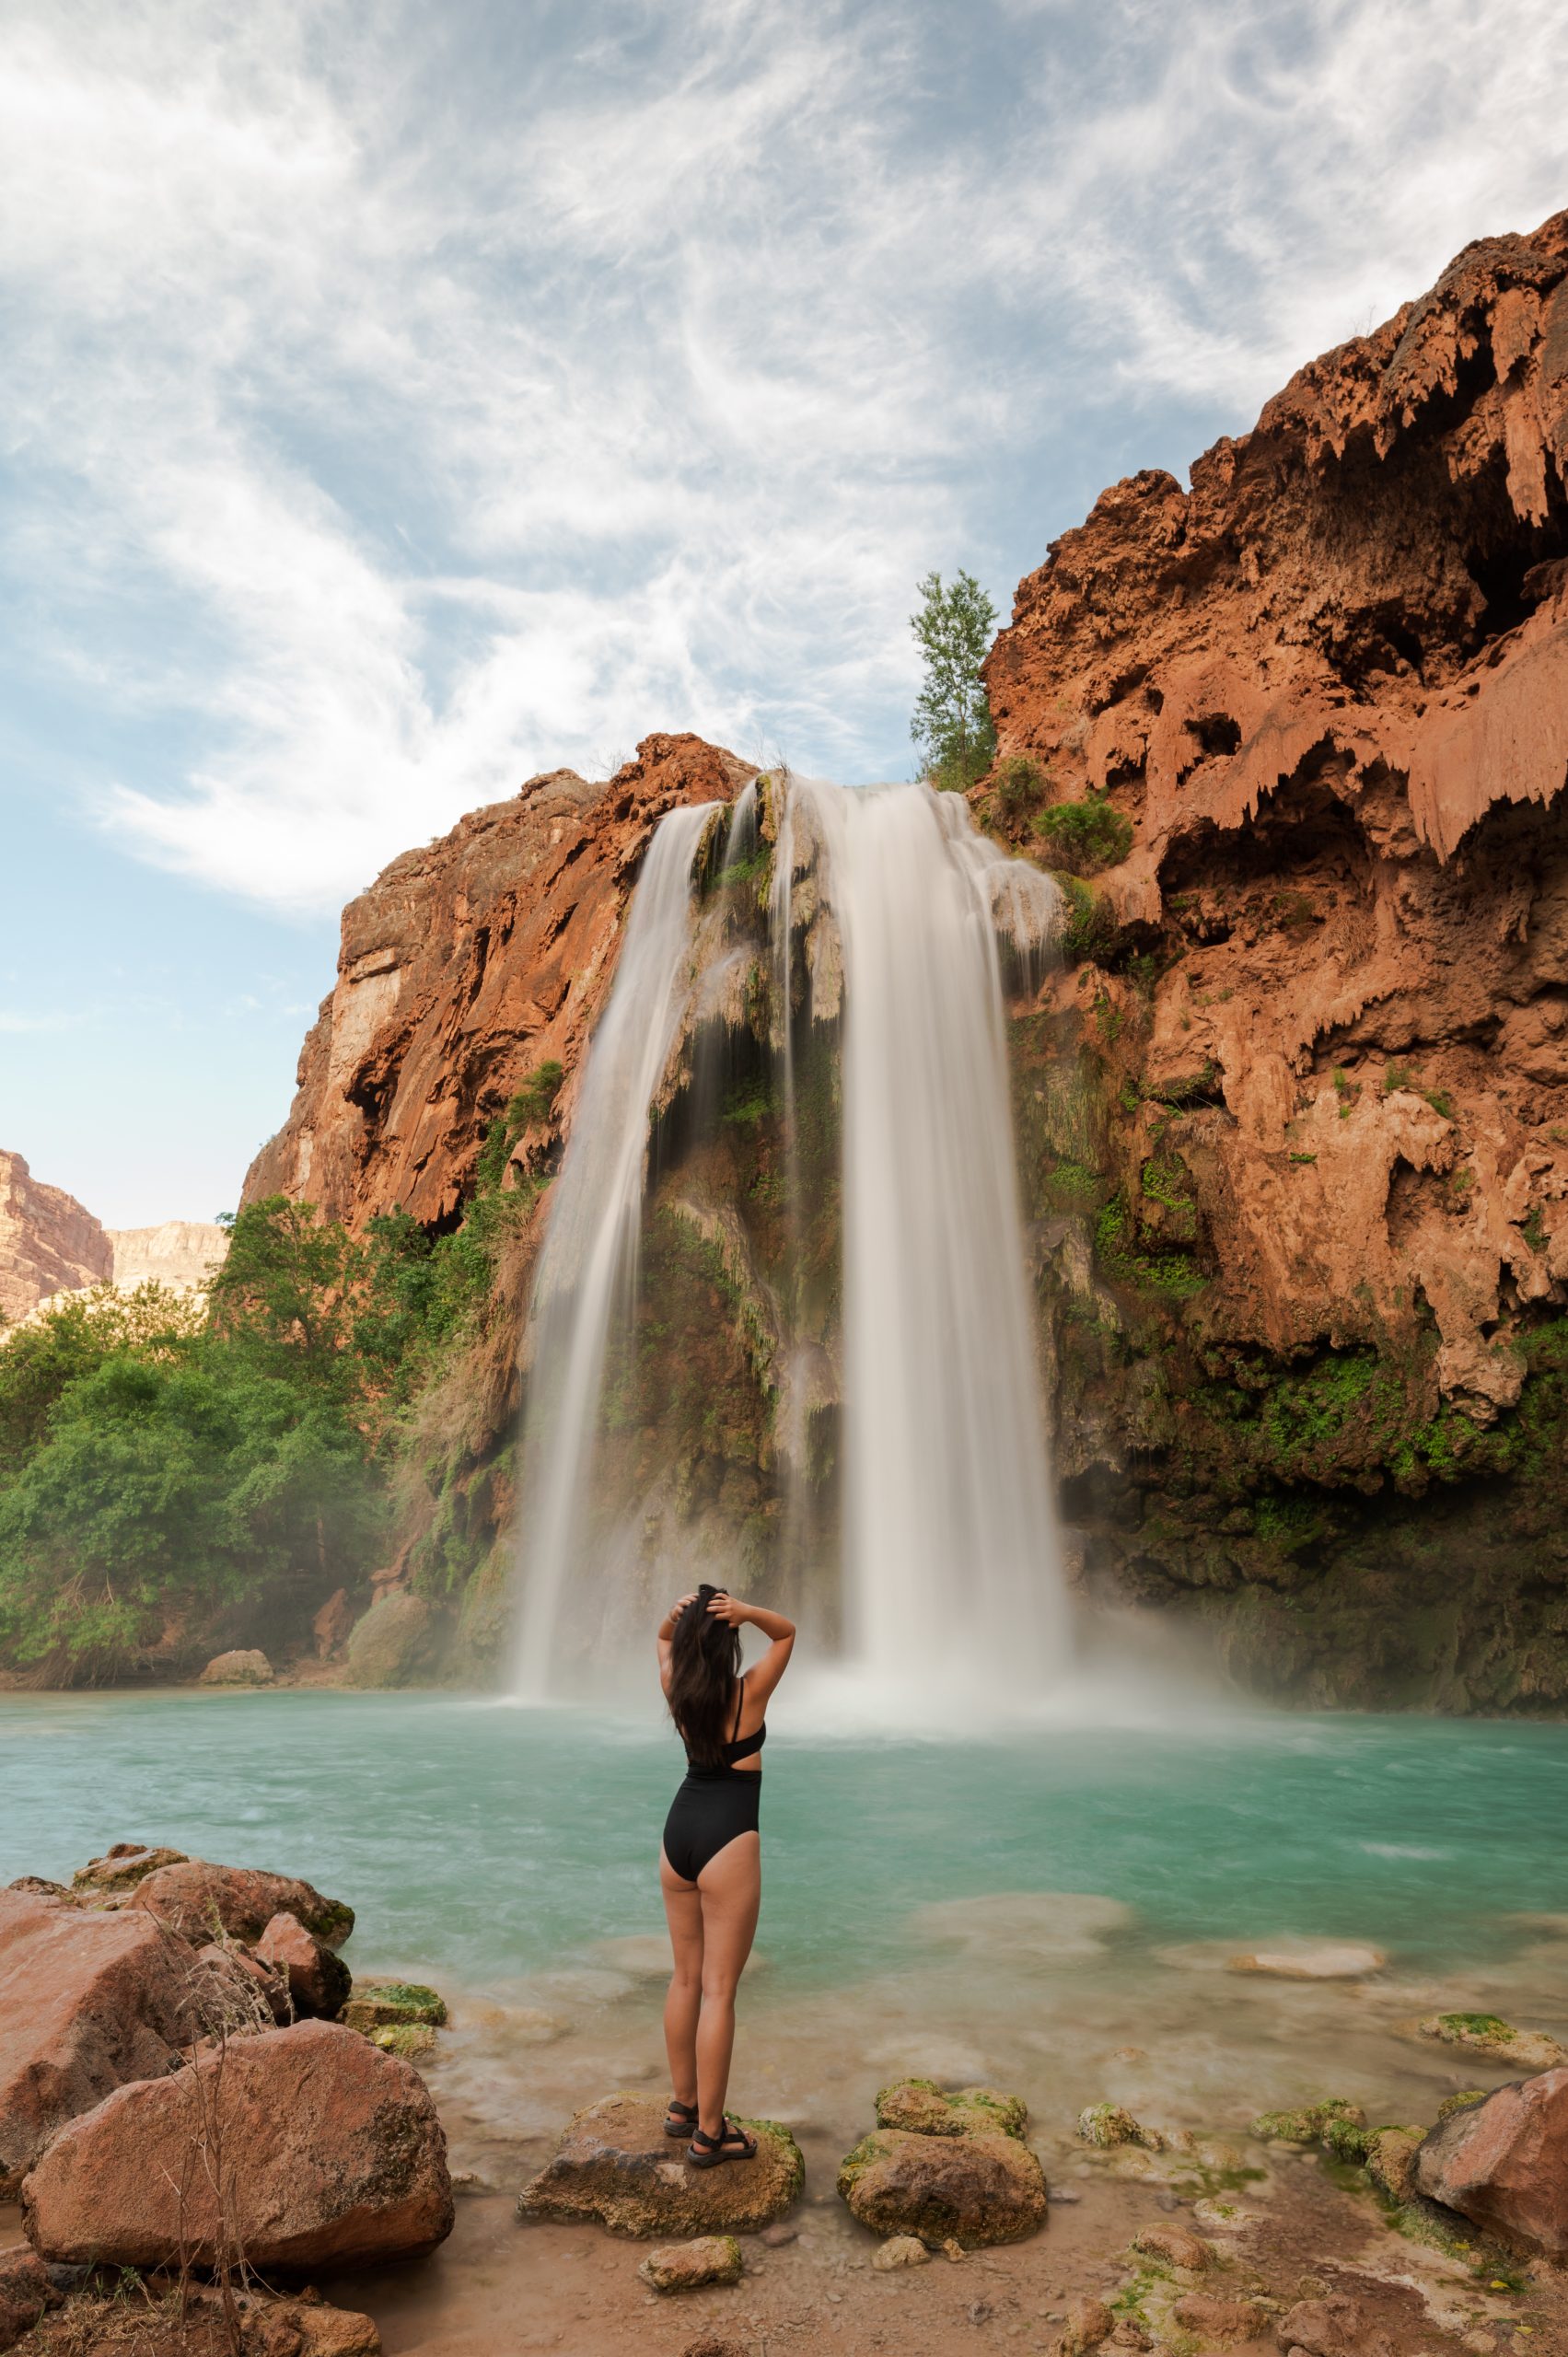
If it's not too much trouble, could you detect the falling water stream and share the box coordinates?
[510,776,1066,1710]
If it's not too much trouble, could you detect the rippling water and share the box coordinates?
[3,1689,1564,1990]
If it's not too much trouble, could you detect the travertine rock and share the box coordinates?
[0,1152,110,1326]
[199,1648,274,1686]
[637,2234,743,2292]
[836,2125,1047,2247]
[21,2021,453,2269]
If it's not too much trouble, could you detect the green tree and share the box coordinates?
[910,569,998,790]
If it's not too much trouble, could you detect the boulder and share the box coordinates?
[21,2020,453,2270]
[874,2078,1028,2140]
[837,2126,1047,2248]
[1076,2104,1157,2150]
[257,1912,353,2020]
[871,2233,930,2270]
[200,1649,274,1686]
[343,1980,446,2029]
[1130,2222,1213,2270]
[343,1592,437,1689]
[133,1860,354,1948]
[0,1887,197,2197]
[0,2247,61,2351]
[1171,2293,1268,2342]
[71,1844,188,1897]
[1055,2297,1114,2355]
[637,2235,743,2292]
[192,1941,292,2029]
[517,2093,802,2238]
[1413,2067,1568,2256]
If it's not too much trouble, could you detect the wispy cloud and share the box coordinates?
[1,0,1562,913]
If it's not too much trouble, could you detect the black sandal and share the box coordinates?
[689,2118,759,2168]
[665,2097,700,2138]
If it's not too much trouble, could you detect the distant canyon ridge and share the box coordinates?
[39,207,1568,1710]
[0,1151,226,1326]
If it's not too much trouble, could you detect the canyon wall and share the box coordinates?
[983,208,1568,1708]
[0,1154,111,1325]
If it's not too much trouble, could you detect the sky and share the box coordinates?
[2,0,1564,1226]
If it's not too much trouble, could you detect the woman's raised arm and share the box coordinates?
[705,1594,796,1705]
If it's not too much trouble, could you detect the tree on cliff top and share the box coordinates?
[910,569,997,791]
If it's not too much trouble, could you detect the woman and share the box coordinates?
[656,1584,796,2167]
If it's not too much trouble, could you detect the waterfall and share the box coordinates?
[510,774,1072,1712]
[510,799,719,1699]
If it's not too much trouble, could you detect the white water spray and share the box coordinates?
[795,782,1068,1709]
[511,800,718,1698]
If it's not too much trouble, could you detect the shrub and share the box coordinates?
[994,756,1048,817]
[1033,794,1133,877]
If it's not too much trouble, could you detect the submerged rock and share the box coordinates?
[343,1980,447,2029]
[21,2021,452,2270]
[637,2235,743,2293]
[517,2093,802,2238]
[1077,2104,1156,2150]
[366,2023,437,2061]
[1249,2096,1365,2146]
[133,1859,354,1948]
[1413,2066,1568,2256]
[874,2078,1028,2141]
[1418,2012,1568,2072]
[257,1910,353,2020]
[199,1649,274,1686]
[836,2126,1047,2247]
[0,1887,197,2198]
[910,1892,1134,1962]
[1228,1941,1384,1980]
[1130,2222,1213,2270]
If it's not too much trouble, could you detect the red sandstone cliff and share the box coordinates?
[985,209,1568,1423]
[0,1154,112,1326]
[243,735,752,1229]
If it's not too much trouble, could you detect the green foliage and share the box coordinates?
[910,569,997,789]
[1058,875,1117,962]
[1095,1196,1205,1300]
[993,755,1048,816]
[1032,793,1133,877]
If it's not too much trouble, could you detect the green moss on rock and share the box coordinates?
[344,1980,449,2029]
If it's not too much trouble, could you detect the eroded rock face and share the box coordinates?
[984,209,1568,1708]
[21,2021,453,2270]
[244,735,752,1232]
[1413,2065,1568,2255]
[0,1152,111,1326]
[836,2125,1048,2247]
[0,1888,195,2197]
[517,2093,802,2238]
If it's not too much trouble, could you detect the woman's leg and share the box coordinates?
[659,1845,704,2109]
[693,1830,761,2137]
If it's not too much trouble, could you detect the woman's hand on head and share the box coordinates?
[705,1592,749,1627]
[670,1592,698,1620]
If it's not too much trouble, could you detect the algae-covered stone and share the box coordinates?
[366,2024,437,2061]
[1249,2096,1365,2145]
[1419,2013,1567,2072]
[874,2078,1028,2142]
[637,2235,743,2292]
[344,1981,448,2030]
[836,2126,1046,2248]
[1076,2103,1155,2150]
[1365,2126,1423,2203]
[71,1844,188,1897]
[1130,2222,1214,2270]
[517,2094,802,2238]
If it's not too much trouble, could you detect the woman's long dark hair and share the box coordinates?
[667,1585,742,1769]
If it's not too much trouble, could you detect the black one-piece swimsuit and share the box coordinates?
[662,1689,767,1885]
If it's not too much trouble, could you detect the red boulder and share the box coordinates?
[133,1861,354,1949]
[256,1913,352,2021]
[0,1887,196,2198]
[1414,2067,1568,2256]
[22,2020,453,2270]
